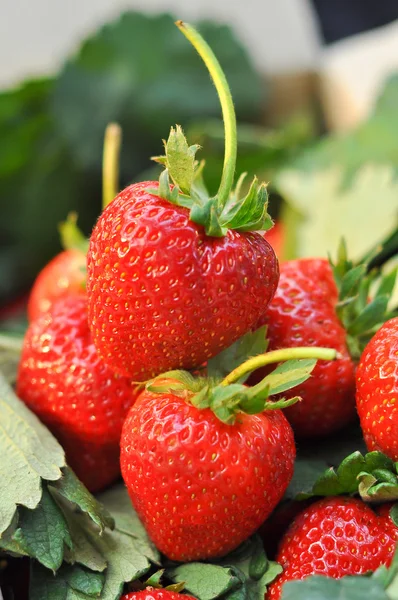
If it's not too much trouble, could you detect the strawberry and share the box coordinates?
[253,242,396,437]
[267,496,398,599]
[120,345,336,561]
[356,317,398,461]
[86,22,279,381]
[17,295,138,492]
[263,221,285,262]
[27,248,86,322]
[121,589,192,600]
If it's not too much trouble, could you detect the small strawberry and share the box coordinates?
[356,317,398,461]
[28,248,86,322]
[253,241,397,437]
[17,295,138,492]
[86,22,279,381]
[27,123,121,323]
[267,496,398,599]
[121,589,192,600]
[120,345,336,561]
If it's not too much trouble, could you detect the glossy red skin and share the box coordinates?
[356,317,398,461]
[121,589,193,600]
[120,388,295,562]
[267,496,398,599]
[28,249,86,322]
[17,295,138,492]
[87,181,279,380]
[263,222,285,261]
[254,258,356,438]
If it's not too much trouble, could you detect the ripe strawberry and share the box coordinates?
[27,249,86,322]
[253,247,396,437]
[121,589,192,600]
[86,23,279,381]
[87,181,278,380]
[263,221,285,261]
[121,386,295,561]
[17,295,138,492]
[253,258,356,437]
[356,317,398,461]
[267,496,398,599]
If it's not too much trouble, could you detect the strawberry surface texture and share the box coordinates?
[356,317,398,461]
[267,496,398,599]
[120,387,295,562]
[255,258,356,437]
[87,181,279,380]
[27,249,86,322]
[17,295,138,492]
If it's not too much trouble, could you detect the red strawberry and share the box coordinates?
[121,388,294,561]
[87,181,278,380]
[263,221,285,262]
[86,22,279,381]
[356,317,398,461]
[17,295,138,492]
[121,589,192,600]
[27,249,86,322]
[267,496,398,599]
[253,258,356,437]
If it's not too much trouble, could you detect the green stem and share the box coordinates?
[102,123,122,209]
[221,347,338,386]
[176,21,237,209]
[0,334,24,353]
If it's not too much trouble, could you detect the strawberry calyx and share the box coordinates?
[297,450,398,525]
[147,22,272,238]
[59,212,89,254]
[146,346,337,424]
[330,238,397,360]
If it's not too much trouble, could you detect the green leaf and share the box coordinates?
[97,484,161,564]
[30,563,104,600]
[0,371,65,535]
[63,509,107,573]
[220,177,272,233]
[338,265,367,301]
[260,359,317,396]
[14,486,72,571]
[146,370,198,395]
[347,295,389,336]
[167,563,240,600]
[50,467,114,533]
[281,575,390,600]
[207,326,268,381]
[59,213,89,254]
[391,505,398,527]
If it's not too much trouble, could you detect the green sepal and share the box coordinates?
[146,370,199,395]
[150,125,272,237]
[330,238,398,360]
[297,450,398,503]
[219,177,273,233]
[59,212,89,254]
[391,504,398,527]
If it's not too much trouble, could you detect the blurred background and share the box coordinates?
[0,0,397,323]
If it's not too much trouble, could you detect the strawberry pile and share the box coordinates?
[6,19,398,600]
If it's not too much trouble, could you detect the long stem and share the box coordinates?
[221,347,338,386]
[176,21,237,209]
[102,123,122,209]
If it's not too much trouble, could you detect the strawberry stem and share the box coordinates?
[102,123,122,209]
[176,21,237,209]
[221,347,338,386]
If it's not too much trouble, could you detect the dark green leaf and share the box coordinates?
[347,295,389,336]
[63,508,107,572]
[30,563,104,600]
[59,213,89,254]
[51,467,114,532]
[391,505,398,527]
[261,359,316,396]
[163,125,200,194]
[207,326,268,381]
[167,563,240,600]
[338,265,366,300]
[14,486,72,571]
[0,371,65,535]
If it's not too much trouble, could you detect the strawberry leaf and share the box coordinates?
[297,450,398,503]
[63,509,107,573]
[167,564,240,600]
[281,575,390,600]
[59,212,89,254]
[207,326,268,381]
[0,371,65,535]
[158,125,200,195]
[30,563,104,600]
[260,359,317,396]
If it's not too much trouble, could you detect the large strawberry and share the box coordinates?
[356,317,398,461]
[120,345,336,561]
[86,22,279,381]
[253,241,397,437]
[267,496,398,599]
[17,295,138,492]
